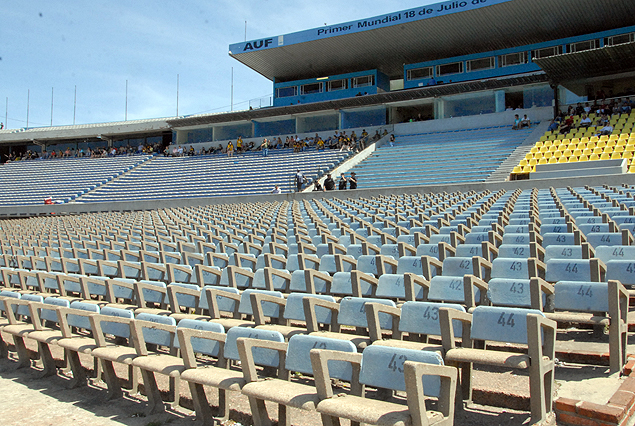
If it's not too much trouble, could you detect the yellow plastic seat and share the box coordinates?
[521,165,532,173]
[583,148,593,156]
[549,145,558,152]
[580,137,589,143]
[540,146,549,153]
[597,140,607,148]
[548,157,558,164]
[590,136,599,143]
[611,152,623,159]
[568,156,579,163]
[604,146,614,154]
[558,156,568,163]
[529,158,537,167]
[577,142,587,150]
[533,152,544,159]
[629,165,635,173]
[537,138,546,144]
[544,151,553,159]
[553,151,562,158]
[572,149,582,156]
[600,152,611,160]
[589,154,600,161]
[570,138,580,144]
[599,135,609,142]
[538,158,548,165]
[562,149,572,157]
[593,147,603,154]
[606,139,616,147]
[512,166,522,174]
[623,151,633,160]
[617,138,627,145]
[578,154,589,162]
[530,147,539,154]
[614,145,624,153]
[609,134,618,141]
[544,140,553,146]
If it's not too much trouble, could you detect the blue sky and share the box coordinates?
[1,0,439,129]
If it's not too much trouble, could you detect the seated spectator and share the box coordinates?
[271,185,281,194]
[578,114,592,128]
[316,138,325,151]
[313,181,324,192]
[389,134,395,147]
[512,114,521,130]
[597,123,614,136]
[559,116,575,134]
[547,119,559,133]
[373,130,381,141]
[583,102,591,114]
[324,173,335,191]
[520,114,531,128]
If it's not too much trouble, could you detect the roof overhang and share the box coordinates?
[229,0,635,82]
[534,42,635,94]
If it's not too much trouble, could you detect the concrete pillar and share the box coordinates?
[495,90,506,113]
[434,98,445,120]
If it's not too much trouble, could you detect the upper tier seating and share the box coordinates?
[0,155,153,205]
[347,126,533,188]
[76,148,351,202]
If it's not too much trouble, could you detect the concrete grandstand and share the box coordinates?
[2,1,635,425]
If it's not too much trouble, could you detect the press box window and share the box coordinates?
[352,75,375,88]
[567,39,598,53]
[407,67,433,81]
[532,46,563,59]
[276,86,297,98]
[466,57,494,72]
[498,52,527,67]
[605,33,635,46]
[300,82,323,95]
[328,79,348,91]
[436,62,463,76]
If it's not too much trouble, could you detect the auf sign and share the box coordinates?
[243,38,274,51]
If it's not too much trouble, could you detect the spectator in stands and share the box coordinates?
[324,173,335,191]
[512,114,521,130]
[271,185,281,194]
[236,136,243,153]
[373,130,381,141]
[188,146,195,156]
[261,138,269,157]
[520,114,531,128]
[349,172,358,189]
[579,114,592,128]
[313,180,324,192]
[227,141,234,157]
[316,138,325,151]
[583,102,592,114]
[389,134,395,147]
[295,170,306,192]
[597,123,614,136]
[547,119,559,133]
[275,137,282,149]
[622,97,632,113]
[338,173,347,190]
[0,122,3,129]
[559,116,574,134]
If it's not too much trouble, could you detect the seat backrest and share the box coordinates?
[553,281,609,313]
[200,285,240,312]
[100,306,134,338]
[545,259,593,282]
[338,297,395,329]
[455,244,483,258]
[586,232,622,248]
[238,289,283,316]
[174,319,224,355]
[66,300,100,329]
[542,233,575,246]
[135,313,177,346]
[441,257,473,277]
[491,258,530,280]
[470,306,544,345]
[285,334,357,379]
[356,255,382,275]
[497,244,530,259]
[223,327,284,366]
[544,245,582,262]
[39,296,71,322]
[284,293,334,322]
[359,345,443,395]
[606,260,635,285]
[395,256,423,275]
[595,246,635,264]
[399,301,464,337]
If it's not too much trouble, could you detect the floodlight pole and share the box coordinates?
[125,80,128,121]
[26,89,30,129]
[231,67,234,111]
[176,74,179,116]
[50,87,54,126]
[73,85,77,125]
[5,97,7,129]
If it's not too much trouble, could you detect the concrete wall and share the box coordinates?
[394,107,553,135]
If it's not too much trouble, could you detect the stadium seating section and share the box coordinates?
[512,111,635,174]
[348,125,534,188]
[2,183,635,423]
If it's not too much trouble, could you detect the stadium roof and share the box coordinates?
[229,0,635,82]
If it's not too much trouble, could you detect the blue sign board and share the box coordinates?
[229,0,512,54]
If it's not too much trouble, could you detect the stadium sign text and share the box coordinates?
[242,38,274,52]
